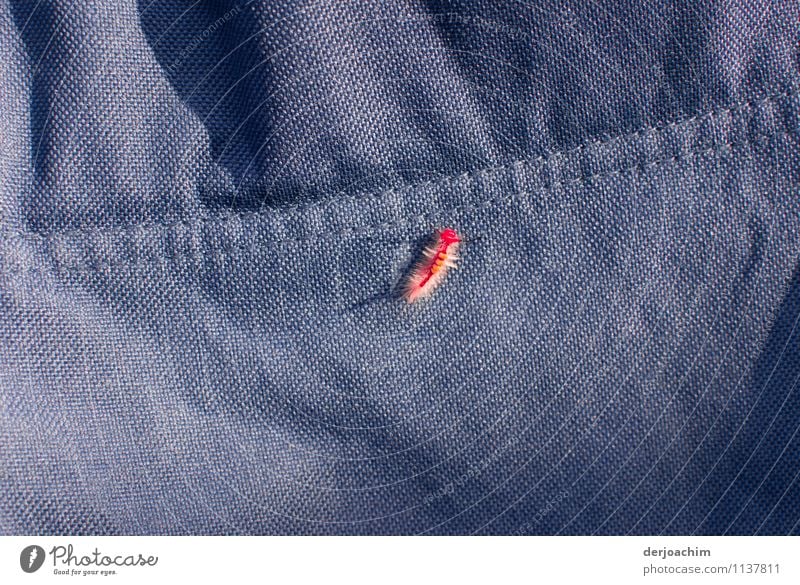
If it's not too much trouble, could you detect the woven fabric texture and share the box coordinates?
[0,0,799,535]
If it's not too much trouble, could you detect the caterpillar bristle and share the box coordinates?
[403,228,462,303]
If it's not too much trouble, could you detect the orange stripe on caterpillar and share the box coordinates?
[404,228,461,302]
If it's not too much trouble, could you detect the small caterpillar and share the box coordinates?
[404,228,462,302]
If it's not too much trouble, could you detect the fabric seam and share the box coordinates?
[3,128,795,277]
[2,90,798,256]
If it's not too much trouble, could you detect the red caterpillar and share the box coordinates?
[404,228,462,302]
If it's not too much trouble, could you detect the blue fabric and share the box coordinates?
[1,0,799,535]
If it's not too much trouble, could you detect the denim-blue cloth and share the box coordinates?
[1,0,799,535]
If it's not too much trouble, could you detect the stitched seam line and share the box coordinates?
[298,129,793,239]
[3,89,798,246]
[4,127,794,276]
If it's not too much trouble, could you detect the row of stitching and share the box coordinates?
[1,88,797,264]
[5,125,793,276]
[156,88,800,218]
[2,89,797,247]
